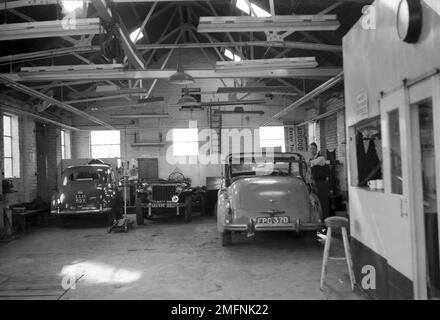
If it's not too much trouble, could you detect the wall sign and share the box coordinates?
[356,90,369,117]
[397,0,423,43]
[295,126,306,152]
[285,126,295,152]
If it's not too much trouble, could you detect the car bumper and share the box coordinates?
[223,221,323,232]
[138,202,186,208]
[51,208,112,215]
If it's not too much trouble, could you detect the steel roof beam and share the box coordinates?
[0,18,102,41]
[0,74,115,129]
[3,67,342,82]
[0,41,341,64]
[261,72,344,126]
[0,0,211,9]
[197,15,340,33]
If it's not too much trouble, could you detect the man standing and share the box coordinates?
[308,142,330,219]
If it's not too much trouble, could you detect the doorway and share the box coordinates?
[138,158,159,180]
[409,76,440,300]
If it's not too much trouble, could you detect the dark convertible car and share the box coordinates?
[50,163,122,225]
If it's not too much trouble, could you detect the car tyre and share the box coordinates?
[184,193,192,222]
[221,231,232,246]
[199,193,207,216]
[135,197,144,225]
[309,192,323,222]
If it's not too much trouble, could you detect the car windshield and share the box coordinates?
[229,158,302,179]
[62,168,109,186]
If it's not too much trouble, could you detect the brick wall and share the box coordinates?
[320,113,337,155]
[1,96,62,206]
[72,130,90,158]
[316,95,348,196]
[2,114,38,205]
[336,110,347,195]
[45,125,61,201]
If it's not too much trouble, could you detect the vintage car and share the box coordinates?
[216,152,324,246]
[135,171,197,225]
[50,163,122,225]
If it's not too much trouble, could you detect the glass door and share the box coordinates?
[408,75,440,300]
[411,99,439,299]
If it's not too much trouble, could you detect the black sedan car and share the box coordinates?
[50,163,122,225]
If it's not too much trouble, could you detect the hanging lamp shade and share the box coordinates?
[177,94,198,106]
[168,64,195,85]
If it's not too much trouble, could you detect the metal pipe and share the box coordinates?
[0,102,80,131]
[261,72,344,126]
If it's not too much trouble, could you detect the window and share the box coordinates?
[351,117,383,187]
[224,49,242,62]
[130,27,144,43]
[236,0,271,17]
[61,0,82,14]
[388,110,402,194]
[60,129,71,160]
[90,130,120,159]
[2,114,20,178]
[172,128,198,156]
[259,126,285,152]
[62,168,110,186]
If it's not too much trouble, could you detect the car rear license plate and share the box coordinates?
[75,193,86,204]
[256,216,290,224]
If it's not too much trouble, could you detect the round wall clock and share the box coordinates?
[396,0,423,43]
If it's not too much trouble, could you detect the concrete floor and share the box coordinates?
[0,213,366,300]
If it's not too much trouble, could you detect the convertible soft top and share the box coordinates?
[226,152,306,163]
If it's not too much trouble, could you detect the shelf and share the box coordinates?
[132,142,164,147]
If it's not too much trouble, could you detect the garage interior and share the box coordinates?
[0,0,439,301]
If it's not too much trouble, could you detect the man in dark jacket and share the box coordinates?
[308,142,330,220]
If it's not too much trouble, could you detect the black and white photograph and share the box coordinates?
[0,0,439,306]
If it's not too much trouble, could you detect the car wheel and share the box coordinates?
[199,194,206,216]
[221,231,232,246]
[309,192,323,222]
[135,197,144,225]
[184,193,192,222]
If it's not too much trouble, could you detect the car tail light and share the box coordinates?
[225,202,233,223]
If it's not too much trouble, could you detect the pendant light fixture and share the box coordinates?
[177,86,198,106]
[168,64,195,85]
[168,49,195,85]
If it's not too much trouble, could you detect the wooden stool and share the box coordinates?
[320,216,356,291]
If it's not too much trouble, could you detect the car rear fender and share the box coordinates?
[216,190,230,232]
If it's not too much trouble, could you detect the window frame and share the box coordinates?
[259,126,286,152]
[2,113,20,178]
[387,109,403,195]
[3,114,13,178]
[90,130,121,159]
[172,128,199,157]
[61,129,66,160]
[349,116,383,189]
